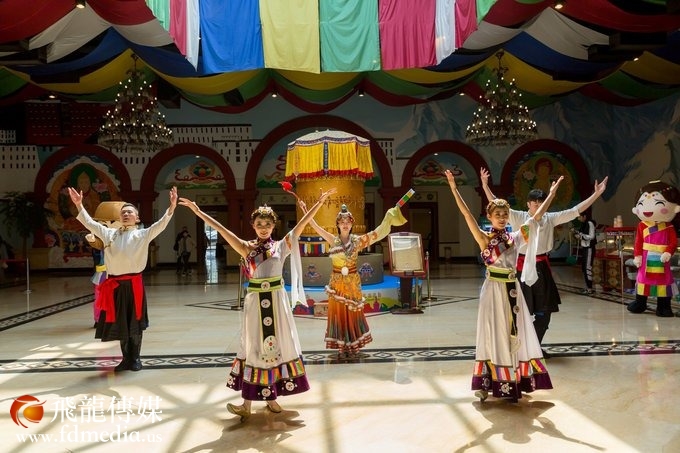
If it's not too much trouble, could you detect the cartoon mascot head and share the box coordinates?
[632,180,680,225]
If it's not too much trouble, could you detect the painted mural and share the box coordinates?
[160,157,226,190]
[509,150,580,257]
[510,151,578,210]
[412,155,474,187]
[45,158,120,268]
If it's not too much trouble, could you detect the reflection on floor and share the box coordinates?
[0,261,679,452]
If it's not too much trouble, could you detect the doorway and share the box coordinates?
[407,202,438,261]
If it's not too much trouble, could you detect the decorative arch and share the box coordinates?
[401,140,489,189]
[34,144,131,198]
[138,143,237,222]
[141,143,237,194]
[245,115,394,191]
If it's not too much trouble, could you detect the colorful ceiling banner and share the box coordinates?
[0,0,679,108]
[259,0,321,73]
[320,0,380,72]
[378,0,436,70]
[199,0,264,73]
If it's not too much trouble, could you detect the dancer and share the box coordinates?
[480,168,608,346]
[68,187,177,372]
[300,200,407,358]
[446,169,560,402]
[179,188,335,422]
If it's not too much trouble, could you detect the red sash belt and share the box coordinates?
[96,274,143,322]
[517,253,549,272]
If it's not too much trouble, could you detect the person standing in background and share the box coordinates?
[574,211,597,295]
[175,229,196,276]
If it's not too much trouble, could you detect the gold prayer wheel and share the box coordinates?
[285,130,374,256]
[296,176,366,236]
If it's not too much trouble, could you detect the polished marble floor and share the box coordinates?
[0,257,679,453]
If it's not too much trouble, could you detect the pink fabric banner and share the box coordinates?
[168,0,199,67]
[454,0,478,48]
[378,0,436,71]
[169,0,187,55]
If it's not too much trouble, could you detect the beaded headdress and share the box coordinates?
[336,204,354,223]
[486,198,510,215]
[251,203,278,222]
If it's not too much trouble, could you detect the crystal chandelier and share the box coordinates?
[465,50,538,146]
[98,54,173,153]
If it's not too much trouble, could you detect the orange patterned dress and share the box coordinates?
[324,207,406,355]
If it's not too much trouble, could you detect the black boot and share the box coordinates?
[627,295,648,314]
[114,339,131,372]
[129,334,143,371]
[656,297,674,317]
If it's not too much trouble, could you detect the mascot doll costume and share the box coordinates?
[627,181,680,317]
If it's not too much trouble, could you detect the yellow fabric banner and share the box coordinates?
[259,0,320,74]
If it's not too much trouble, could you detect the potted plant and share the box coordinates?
[0,191,53,264]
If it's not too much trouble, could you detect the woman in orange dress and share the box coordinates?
[302,202,406,358]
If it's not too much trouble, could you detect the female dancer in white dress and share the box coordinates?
[446,170,562,402]
[179,188,335,421]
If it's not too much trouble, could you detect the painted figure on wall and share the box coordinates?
[512,153,578,257]
[47,162,119,267]
[513,154,575,210]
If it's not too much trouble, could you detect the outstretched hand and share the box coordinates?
[318,188,337,203]
[298,199,308,214]
[593,176,608,195]
[549,176,565,195]
[479,168,490,187]
[67,187,83,206]
[298,188,337,214]
[178,197,200,214]
[169,186,178,208]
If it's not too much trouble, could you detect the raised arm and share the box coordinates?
[298,198,336,244]
[291,188,337,238]
[531,176,565,221]
[574,177,608,214]
[167,186,177,216]
[479,167,496,202]
[68,187,108,237]
[446,169,488,251]
[178,198,249,258]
